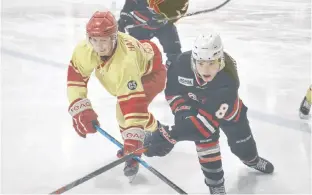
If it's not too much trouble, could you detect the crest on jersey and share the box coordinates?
[188,92,198,101]
[127,80,137,90]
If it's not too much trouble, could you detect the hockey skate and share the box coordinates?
[117,149,140,183]
[299,96,311,119]
[244,157,274,174]
[206,180,226,195]
[209,185,226,195]
[124,158,139,183]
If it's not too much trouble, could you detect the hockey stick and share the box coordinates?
[125,0,232,30]
[94,125,187,194]
[50,145,144,194]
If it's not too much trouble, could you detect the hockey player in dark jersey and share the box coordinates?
[143,33,274,194]
[117,0,188,68]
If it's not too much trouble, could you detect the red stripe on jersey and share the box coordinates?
[118,97,148,115]
[165,95,176,101]
[198,109,219,128]
[189,116,211,138]
[117,91,146,100]
[125,115,149,120]
[197,141,219,148]
[67,83,87,88]
[234,100,243,122]
[67,63,88,83]
[224,97,239,120]
[70,61,89,79]
[133,11,149,21]
[170,98,185,112]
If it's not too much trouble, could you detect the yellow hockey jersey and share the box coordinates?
[67,32,162,131]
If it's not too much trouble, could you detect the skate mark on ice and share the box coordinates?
[2,47,64,68]
[248,109,311,133]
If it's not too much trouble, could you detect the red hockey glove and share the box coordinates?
[117,128,146,158]
[68,98,99,138]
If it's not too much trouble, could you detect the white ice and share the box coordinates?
[1,0,311,193]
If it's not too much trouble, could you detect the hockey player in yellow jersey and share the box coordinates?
[67,11,167,178]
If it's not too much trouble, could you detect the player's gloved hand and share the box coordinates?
[144,122,176,157]
[146,15,168,28]
[117,128,146,157]
[174,103,198,122]
[118,12,135,32]
[116,128,146,177]
[68,98,99,138]
[171,100,219,141]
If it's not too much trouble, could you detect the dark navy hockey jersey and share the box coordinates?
[165,51,246,130]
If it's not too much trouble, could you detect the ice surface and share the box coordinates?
[1,0,311,193]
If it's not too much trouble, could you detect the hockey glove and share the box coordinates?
[117,128,146,157]
[144,121,176,157]
[167,94,219,140]
[118,12,135,32]
[174,107,220,141]
[174,104,198,122]
[68,98,99,138]
[146,15,168,28]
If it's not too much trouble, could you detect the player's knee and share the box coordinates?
[222,115,258,161]
[229,134,258,162]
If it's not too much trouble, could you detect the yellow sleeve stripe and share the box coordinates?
[67,81,86,85]
[124,113,149,119]
[118,93,146,102]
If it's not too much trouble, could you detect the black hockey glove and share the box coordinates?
[146,15,168,28]
[171,101,220,141]
[118,12,135,33]
[144,122,176,157]
[174,104,198,122]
